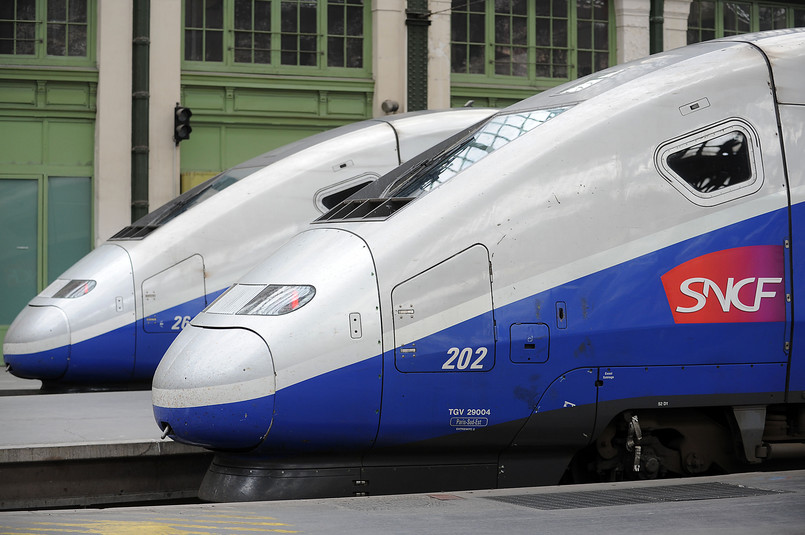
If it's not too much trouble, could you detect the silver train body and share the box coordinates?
[154,30,805,501]
[2,109,494,387]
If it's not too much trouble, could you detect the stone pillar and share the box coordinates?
[373,0,407,116]
[428,0,451,110]
[664,0,693,51]
[95,0,133,243]
[149,0,183,207]
[614,0,651,63]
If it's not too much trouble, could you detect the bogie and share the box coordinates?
[569,409,741,484]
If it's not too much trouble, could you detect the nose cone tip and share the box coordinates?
[152,325,276,450]
[3,306,70,379]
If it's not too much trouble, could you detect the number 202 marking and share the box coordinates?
[443,347,488,370]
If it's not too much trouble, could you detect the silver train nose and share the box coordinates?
[152,325,276,450]
[3,305,70,379]
[3,243,138,384]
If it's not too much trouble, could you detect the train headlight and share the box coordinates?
[46,279,97,299]
[237,285,315,316]
[206,284,316,316]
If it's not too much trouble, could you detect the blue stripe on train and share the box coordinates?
[153,394,275,450]
[11,289,228,383]
[4,344,70,380]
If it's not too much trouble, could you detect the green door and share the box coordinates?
[0,180,38,332]
[47,176,92,279]
[0,176,92,361]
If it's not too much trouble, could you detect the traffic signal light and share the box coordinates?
[174,105,192,144]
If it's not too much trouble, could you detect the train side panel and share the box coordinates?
[365,41,791,469]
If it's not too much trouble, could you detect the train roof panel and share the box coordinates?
[383,108,496,162]
[723,29,805,105]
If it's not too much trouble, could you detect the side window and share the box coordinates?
[667,131,752,193]
[655,120,762,206]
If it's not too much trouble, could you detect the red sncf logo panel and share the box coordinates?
[661,245,785,324]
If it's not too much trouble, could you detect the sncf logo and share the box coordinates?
[661,245,785,324]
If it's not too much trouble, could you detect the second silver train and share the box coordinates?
[2,108,493,387]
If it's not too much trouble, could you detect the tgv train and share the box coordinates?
[2,108,494,388]
[153,30,805,501]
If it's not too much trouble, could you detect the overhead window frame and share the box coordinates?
[182,0,372,78]
[449,0,616,104]
[686,0,805,44]
[0,0,95,66]
[655,118,763,207]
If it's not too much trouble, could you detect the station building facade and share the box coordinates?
[1,0,804,349]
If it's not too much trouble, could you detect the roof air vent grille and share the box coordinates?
[314,198,413,222]
[109,226,159,240]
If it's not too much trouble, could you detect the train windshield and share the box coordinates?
[130,166,262,228]
[386,107,568,199]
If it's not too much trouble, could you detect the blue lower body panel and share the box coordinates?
[4,344,69,380]
[154,395,275,451]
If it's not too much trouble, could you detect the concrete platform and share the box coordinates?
[0,370,41,394]
[0,371,212,509]
[1,371,161,447]
[0,470,803,534]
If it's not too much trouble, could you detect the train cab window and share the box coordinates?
[144,165,262,225]
[387,107,569,199]
[655,120,762,206]
[110,165,262,239]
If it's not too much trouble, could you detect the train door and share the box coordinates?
[375,245,499,445]
[781,103,805,398]
[368,244,519,492]
[137,254,206,375]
